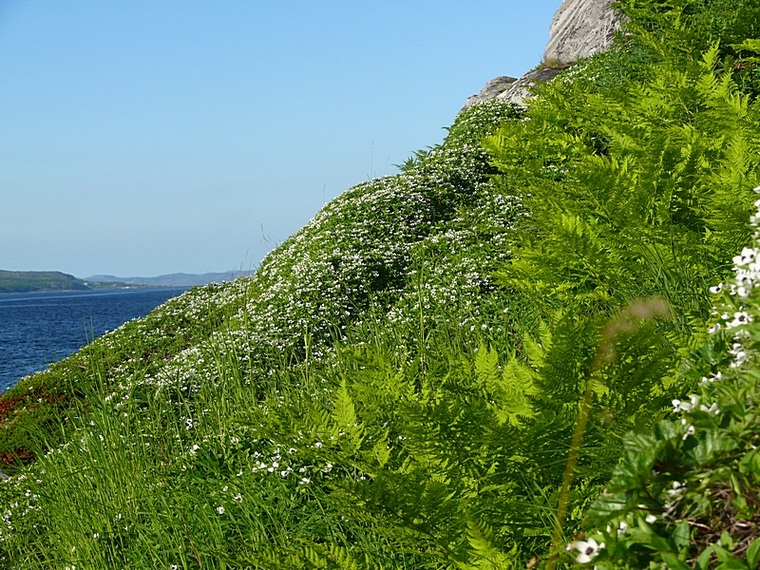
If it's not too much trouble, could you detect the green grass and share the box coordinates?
[2,1,760,568]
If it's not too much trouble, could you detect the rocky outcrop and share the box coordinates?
[460,0,621,112]
[543,0,619,66]
[494,67,564,107]
[460,76,517,113]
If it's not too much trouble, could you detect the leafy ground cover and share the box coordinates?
[1,1,760,568]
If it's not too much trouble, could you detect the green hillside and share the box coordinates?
[0,270,88,293]
[1,1,759,567]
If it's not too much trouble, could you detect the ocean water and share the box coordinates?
[0,287,187,392]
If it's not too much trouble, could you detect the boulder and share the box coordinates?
[460,76,518,113]
[459,0,622,112]
[543,0,620,66]
[495,67,563,107]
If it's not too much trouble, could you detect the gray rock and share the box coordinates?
[458,0,622,114]
[460,76,517,113]
[543,0,620,67]
[495,67,563,107]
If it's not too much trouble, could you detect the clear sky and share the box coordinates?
[1,0,560,278]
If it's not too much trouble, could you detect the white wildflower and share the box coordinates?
[729,311,752,328]
[666,481,685,497]
[700,402,720,414]
[733,247,758,267]
[672,395,698,413]
[571,538,605,564]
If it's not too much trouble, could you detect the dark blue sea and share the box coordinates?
[0,287,187,393]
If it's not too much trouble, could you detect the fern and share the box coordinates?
[331,380,363,451]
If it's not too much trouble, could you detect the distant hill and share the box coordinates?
[0,270,89,293]
[84,271,252,288]
[0,270,251,293]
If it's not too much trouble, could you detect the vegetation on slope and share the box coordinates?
[0,270,88,293]
[0,0,759,568]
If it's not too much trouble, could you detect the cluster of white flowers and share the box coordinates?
[703,187,760,379]
[572,184,760,565]
[0,98,529,562]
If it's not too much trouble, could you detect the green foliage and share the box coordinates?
[574,226,760,568]
[487,39,760,324]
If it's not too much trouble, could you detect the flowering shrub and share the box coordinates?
[573,193,760,569]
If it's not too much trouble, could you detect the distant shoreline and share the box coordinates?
[0,269,251,294]
[0,283,175,295]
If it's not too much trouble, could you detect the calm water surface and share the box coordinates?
[0,288,187,392]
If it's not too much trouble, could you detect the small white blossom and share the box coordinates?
[729,340,748,366]
[672,395,698,413]
[571,538,605,564]
[733,247,758,267]
[729,311,752,328]
[666,481,685,497]
[700,402,720,414]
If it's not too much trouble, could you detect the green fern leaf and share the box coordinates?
[475,344,500,394]
[333,380,358,428]
[465,516,518,569]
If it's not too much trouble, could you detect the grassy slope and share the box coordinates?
[0,100,528,567]
[0,1,759,568]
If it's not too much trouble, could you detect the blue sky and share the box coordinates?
[1,0,559,278]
